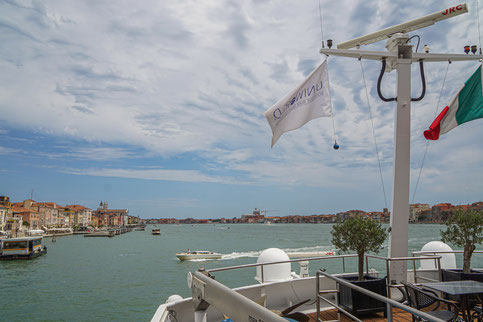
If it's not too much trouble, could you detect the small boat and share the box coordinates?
[0,236,47,260]
[176,250,222,261]
[152,229,161,235]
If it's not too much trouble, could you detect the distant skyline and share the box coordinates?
[1,1,482,219]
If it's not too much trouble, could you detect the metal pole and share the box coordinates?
[316,271,320,321]
[388,45,412,285]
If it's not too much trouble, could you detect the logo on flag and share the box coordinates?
[264,60,332,147]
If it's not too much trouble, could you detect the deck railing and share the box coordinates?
[316,270,445,322]
[365,254,442,297]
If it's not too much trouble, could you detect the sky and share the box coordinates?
[0,0,482,219]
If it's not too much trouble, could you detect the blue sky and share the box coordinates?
[1,0,482,219]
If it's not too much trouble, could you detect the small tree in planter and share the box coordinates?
[331,217,388,281]
[441,208,483,274]
[331,217,388,317]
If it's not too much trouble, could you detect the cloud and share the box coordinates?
[51,146,140,161]
[61,167,226,183]
[0,146,21,154]
[0,0,482,215]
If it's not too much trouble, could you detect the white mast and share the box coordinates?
[320,3,483,284]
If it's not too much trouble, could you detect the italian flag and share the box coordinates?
[424,65,483,140]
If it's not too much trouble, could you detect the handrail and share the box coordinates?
[192,271,286,322]
[206,254,357,273]
[316,270,445,322]
[412,250,483,255]
[365,254,442,297]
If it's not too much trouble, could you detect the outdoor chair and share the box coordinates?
[401,281,462,322]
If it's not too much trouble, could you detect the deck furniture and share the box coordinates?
[401,281,460,321]
[421,280,483,322]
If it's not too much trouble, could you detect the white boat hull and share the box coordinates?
[176,253,222,261]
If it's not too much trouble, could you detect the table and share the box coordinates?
[422,280,483,321]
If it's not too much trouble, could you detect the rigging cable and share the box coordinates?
[360,59,388,209]
[318,0,325,45]
[326,57,338,147]
[411,61,451,203]
[477,0,482,54]
[318,0,338,147]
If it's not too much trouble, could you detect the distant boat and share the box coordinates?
[176,251,222,261]
[0,236,47,260]
[152,229,161,235]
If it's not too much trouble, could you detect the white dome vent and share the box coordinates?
[419,241,456,270]
[255,248,292,283]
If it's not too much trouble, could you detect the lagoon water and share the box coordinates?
[1,223,479,321]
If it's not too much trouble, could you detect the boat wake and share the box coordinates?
[220,245,336,260]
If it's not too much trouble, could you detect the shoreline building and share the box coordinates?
[92,201,129,227]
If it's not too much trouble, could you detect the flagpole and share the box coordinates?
[321,40,483,287]
[388,45,412,284]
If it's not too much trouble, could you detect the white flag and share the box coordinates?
[264,60,332,147]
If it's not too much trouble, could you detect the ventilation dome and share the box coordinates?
[255,248,292,283]
[419,241,456,270]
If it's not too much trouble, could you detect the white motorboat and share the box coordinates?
[152,3,483,322]
[176,251,222,261]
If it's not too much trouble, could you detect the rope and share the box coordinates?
[411,61,451,203]
[325,57,338,143]
[477,0,482,54]
[359,59,388,209]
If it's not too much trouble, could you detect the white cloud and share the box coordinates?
[61,167,226,183]
[0,0,482,210]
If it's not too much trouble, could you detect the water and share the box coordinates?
[0,224,479,321]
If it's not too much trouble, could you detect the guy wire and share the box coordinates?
[360,59,388,209]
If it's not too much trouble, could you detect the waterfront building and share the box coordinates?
[5,216,21,237]
[66,205,92,227]
[0,196,11,207]
[0,206,8,232]
[431,203,454,222]
[410,203,431,222]
[11,205,39,229]
[92,201,129,227]
[31,202,61,228]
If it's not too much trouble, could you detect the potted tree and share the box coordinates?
[331,217,388,317]
[440,208,483,284]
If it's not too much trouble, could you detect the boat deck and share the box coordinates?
[309,304,480,321]
[309,308,411,321]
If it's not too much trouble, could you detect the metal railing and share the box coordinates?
[316,270,445,322]
[206,254,360,283]
[365,254,442,297]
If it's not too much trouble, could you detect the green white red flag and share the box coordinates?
[424,65,483,140]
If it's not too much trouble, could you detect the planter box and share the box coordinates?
[337,275,387,317]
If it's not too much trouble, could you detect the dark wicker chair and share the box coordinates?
[401,281,461,322]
